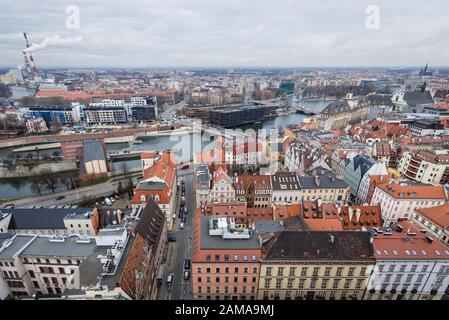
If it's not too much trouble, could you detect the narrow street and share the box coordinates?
[157,168,194,300]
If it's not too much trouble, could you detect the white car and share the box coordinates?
[104,198,112,206]
[180,222,185,229]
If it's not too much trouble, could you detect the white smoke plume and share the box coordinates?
[24,35,83,53]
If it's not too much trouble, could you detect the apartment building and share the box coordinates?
[0,208,99,236]
[132,151,177,230]
[398,149,449,185]
[412,204,449,246]
[298,169,350,204]
[194,163,211,208]
[259,231,375,300]
[84,107,127,124]
[370,181,447,227]
[234,175,272,208]
[208,167,235,204]
[25,117,48,133]
[192,215,261,300]
[0,234,94,298]
[0,200,167,300]
[366,221,449,300]
[270,172,301,205]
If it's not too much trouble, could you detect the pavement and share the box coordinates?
[2,176,139,208]
[157,168,194,300]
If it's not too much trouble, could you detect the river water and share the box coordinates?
[0,99,330,200]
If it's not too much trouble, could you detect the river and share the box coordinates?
[0,99,331,200]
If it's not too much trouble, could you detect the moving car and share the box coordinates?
[183,271,190,281]
[184,259,191,270]
[179,222,185,229]
[168,235,177,242]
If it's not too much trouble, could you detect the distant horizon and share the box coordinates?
[1,65,449,71]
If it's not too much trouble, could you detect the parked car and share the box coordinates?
[56,195,65,200]
[181,200,185,207]
[181,196,185,201]
[184,259,191,270]
[184,207,188,214]
[113,194,120,200]
[182,164,190,170]
[183,271,190,281]
[178,211,183,219]
[105,198,112,206]
[179,222,185,229]
[181,216,187,223]
[167,273,174,284]
[168,235,177,242]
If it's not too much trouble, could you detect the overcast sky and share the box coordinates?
[1,0,448,68]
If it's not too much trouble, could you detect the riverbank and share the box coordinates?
[0,161,77,178]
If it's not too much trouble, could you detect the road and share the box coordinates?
[161,101,186,121]
[157,168,194,300]
[2,177,139,208]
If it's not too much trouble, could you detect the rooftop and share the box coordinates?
[263,231,375,261]
[200,216,260,250]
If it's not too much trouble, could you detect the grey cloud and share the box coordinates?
[0,0,448,67]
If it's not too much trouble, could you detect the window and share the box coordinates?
[321,279,329,289]
[324,267,331,276]
[233,255,239,261]
[264,279,271,288]
[301,267,308,276]
[266,267,272,276]
[234,267,239,273]
[313,267,320,276]
[289,267,296,276]
[336,267,343,276]
[276,279,282,288]
[344,279,352,289]
[299,279,305,289]
[310,279,317,289]
[348,267,355,276]
[278,267,284,276]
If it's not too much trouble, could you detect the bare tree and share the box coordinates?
[40,169,59,193]
[30,176,43,196]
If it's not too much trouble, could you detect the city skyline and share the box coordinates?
[1,0,449,68]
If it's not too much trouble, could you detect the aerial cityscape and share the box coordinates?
[1,1,449,308]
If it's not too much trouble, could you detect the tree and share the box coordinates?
[121,162,130,179]
[0,83,12,98]
[30,176,43,196]
[50,117,63,131]
[40,170,59,193]
[117,181,125,195]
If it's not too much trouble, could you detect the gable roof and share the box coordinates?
[263,231,375,261]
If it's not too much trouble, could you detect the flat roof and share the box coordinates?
[0,235,35,260]
[200,216,260,250]
[21,236,96,258]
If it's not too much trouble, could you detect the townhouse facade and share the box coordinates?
[370,181,447,227]
[412,204,449,246]
[398,149,449,185]
[192,215,261,300]
[366,221,449,300]
[259,231,375,300]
